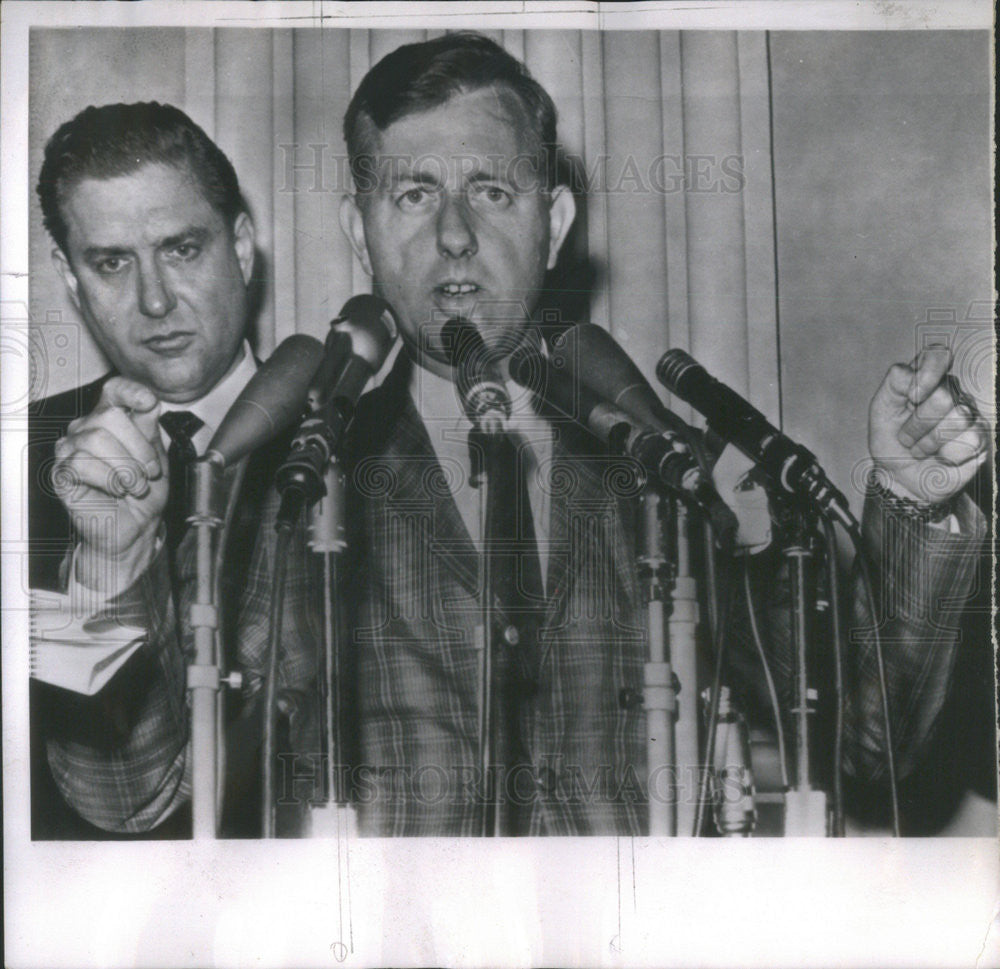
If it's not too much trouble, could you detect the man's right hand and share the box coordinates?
[52,377,168,592]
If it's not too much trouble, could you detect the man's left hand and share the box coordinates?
[869,344,989,504]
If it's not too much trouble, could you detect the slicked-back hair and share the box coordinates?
[343,32,559,194]
[38,101,246,255]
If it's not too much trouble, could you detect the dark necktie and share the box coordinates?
[486,432,545,642]
[480,431,545,832]
[159,410,204,554]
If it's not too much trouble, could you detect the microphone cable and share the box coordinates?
[821,516,846,837]
[262,518,294,839]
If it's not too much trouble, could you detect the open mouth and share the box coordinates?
[435,282,480,298]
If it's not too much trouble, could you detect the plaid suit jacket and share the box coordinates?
[331,353,649,835]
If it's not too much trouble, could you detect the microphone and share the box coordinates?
[557,324,698,445]
[441,317,511,435]
[656,349,856,528]
[308,294,398,418]
[205,333,324,468]
[509,344,737,540]
[276,295,397,507]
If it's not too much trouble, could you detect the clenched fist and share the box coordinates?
[869,345,989,505]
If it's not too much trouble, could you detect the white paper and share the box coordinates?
[31,591,145,695]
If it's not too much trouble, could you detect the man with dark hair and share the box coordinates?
[37,101,247,261]
[342,32,560,194]
[29,101,314,838]
[332,33,643,836]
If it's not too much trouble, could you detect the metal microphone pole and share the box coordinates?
[775,500,828,836]
[636,489,679,836]
[272,409,356,837]
[669,502,701,837]
[188,457,244,839]
[303,457,358,839]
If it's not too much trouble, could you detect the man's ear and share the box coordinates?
[546,185,576,270]
[232,212,255,285]
[51,247,82,312]
[339,194,374,276]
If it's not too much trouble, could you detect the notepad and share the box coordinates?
[30,591,146,695]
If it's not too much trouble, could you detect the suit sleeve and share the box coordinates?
[44,545,192,833]
[843,492,987,783]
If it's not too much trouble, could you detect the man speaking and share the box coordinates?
[325,32,990,835]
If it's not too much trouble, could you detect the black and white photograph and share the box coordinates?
[2,2,996,966]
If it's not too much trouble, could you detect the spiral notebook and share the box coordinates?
[30,591,146,695]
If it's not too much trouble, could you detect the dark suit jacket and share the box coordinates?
[28,375,307,838]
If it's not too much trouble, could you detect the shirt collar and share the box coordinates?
[158,341,257,452]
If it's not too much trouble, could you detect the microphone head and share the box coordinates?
[306,330,353,411]
[442,317,511,433]
[561,325,700,443]
[509,340,610,433]
[207,333,324,467]
[655,348,699,396]
[334,294,398,369]
[306,294,399,412]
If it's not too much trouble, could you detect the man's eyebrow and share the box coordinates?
[81,244,130,261]
[81,226,212,261]
[384,169,440,188]
[466,171,513,186]
[158,226,211,249]
[385,168,515,190]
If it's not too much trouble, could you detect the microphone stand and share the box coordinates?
[302,458,358,839]
[669,502,701,838]
[271,407,358,838]
[773,497,828,836]
[188,457,245,839]
[636,488,679,836]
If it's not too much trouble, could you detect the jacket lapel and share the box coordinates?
[536,426,643,676]
[347,351,480,598]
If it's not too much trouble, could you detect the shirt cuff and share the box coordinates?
[66,534,165,620]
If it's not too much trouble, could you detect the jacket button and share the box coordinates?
[619,687,643,710]
[536,766,558,795]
